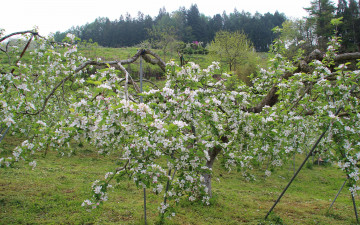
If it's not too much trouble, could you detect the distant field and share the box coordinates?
[1,42,267,84]
[75,46,213,82]
[77,45,269,85]
[79,46,216,72]
[1,135,359,224]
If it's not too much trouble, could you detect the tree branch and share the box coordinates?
[74,49,166,73]
[0,30,39,43]
[247,50,360,113]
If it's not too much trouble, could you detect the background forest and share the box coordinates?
[53,1,360,54]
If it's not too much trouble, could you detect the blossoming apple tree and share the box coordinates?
[0,29,360,218]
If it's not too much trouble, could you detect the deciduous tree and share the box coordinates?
[208,30,254,71]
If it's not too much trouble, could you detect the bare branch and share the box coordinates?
[11,34,35,75]
[0,30,39,43]
[74,49,166,73]
[142,49,166,71]
[117,63,130,100]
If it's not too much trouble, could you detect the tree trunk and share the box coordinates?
[202,141,225,196]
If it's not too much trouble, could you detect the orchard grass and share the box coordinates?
[1,135,358,224]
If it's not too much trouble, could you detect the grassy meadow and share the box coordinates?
[1,135,359,224]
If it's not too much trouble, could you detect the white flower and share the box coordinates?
[173,120,187,129]
[151,119,164,130]
[29,160,37,170]
[163,88,175,97]
[204,150,210,161]
[66,33,75,41]
[94,186,102,194]
[17,84,30,92]
[98,83,112,89]
[212,97,221,105]
[328,111,336,118]
[81,199,93,207]
[105,172,113,179]
[158,202,169,214]
[156,184,163,193]
[185,175,194,183]
[36,120,47,127]
[167,61,176,66]
[64,46,77,56]
[138,103,151,113]
[265,170,271,177]
[356,152,360,160]
[153,176,158,183]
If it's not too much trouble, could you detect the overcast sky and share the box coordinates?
[1,0,312,36]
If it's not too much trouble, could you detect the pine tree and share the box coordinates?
[305,0,336,50]
[186,4,205,42]
[348,0,360,51]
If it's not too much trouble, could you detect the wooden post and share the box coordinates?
[140,55,147,225]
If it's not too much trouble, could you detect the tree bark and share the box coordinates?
[202,136,228,197]
[203,146,221,197]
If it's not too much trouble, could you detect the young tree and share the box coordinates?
[208,30,254,71]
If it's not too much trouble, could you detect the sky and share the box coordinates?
[1,0,312,36]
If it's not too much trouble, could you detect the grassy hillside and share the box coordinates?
[1,135,359,224]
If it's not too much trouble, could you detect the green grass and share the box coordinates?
[1,42,264,86]
[1,135,359,224]
[78,46,223,72]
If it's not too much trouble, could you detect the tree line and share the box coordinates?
[53,5,286,52]
[53,1,360,54]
